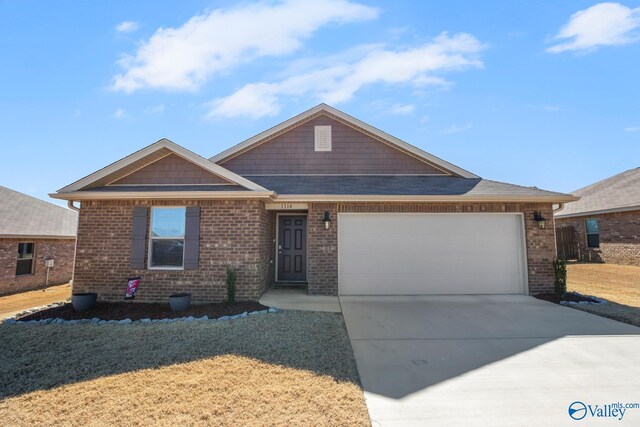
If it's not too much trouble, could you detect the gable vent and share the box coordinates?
[314,125,332,152]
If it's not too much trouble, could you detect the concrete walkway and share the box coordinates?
[340,295,640,426]
[259,288,341,313]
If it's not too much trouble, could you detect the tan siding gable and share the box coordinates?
[219,115,449,175]
[111,154,233,185]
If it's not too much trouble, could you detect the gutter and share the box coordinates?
[50,191,277,201]
[67,200,80,211]
[555,204,640,219]
[50,191,578,204]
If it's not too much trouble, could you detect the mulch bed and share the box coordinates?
[17,301,269,321]
[534,292,601,305]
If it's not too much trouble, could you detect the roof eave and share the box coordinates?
[0,234,76,239]
[50,191,276,201]
[554,204,640,218]
[272,194,579,203]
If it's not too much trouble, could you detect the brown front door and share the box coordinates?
[278,216,307,282]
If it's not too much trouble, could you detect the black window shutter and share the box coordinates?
[183,206,200,270]
[131,207,148,269]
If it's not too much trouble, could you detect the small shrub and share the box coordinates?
[553,258,567,297]
[226,265,236,304]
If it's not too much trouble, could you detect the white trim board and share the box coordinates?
[209,104,479,179]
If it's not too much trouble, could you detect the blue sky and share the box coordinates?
[1,0,639,206]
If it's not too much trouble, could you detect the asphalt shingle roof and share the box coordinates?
[0,186,77,238]
[555,167,640,217]
[243,175,569,197]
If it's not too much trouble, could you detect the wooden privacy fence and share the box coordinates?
[556,226,578,260]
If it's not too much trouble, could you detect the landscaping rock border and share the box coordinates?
[559,291,608,305]
[2,305,279,326]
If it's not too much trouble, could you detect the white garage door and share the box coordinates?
[338,213,526,295]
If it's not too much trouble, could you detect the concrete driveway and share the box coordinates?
[340,295,640,426]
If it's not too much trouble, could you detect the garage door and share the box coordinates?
[338,213,526,295]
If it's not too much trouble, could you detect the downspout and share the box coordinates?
[551,203,564,259]
[67,200,80,294]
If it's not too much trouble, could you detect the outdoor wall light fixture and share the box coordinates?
[533,211,546,229]
[322,211,332,229]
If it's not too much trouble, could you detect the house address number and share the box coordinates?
[265,202,309,210]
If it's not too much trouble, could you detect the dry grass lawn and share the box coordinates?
[567,263,640,327]
[0,283,70,319]
[0,311,370,426]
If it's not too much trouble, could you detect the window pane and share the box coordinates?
[151,239,184,267]
[151,208,186,237]
[587,234,600,248]
[585,219,599,234]
[16,259,33,276]
[17,243,34,259]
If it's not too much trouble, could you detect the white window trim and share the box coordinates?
[585,218,600,249]
[147,207,186,270]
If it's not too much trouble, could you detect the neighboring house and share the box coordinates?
[555,168,640,266]
[51,104,576,303]
[0,186,77,295]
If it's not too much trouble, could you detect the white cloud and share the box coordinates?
[389,103,415,115]
[547,2,640,53]
[113,108,126,119]
[441,123,472,134]
[624,126,640,132]
[111,0,378,92]
[116,21,139,33]
[206,32,485,119]
[145,104,166,114]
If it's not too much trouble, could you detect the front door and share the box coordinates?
[278,216,307,282]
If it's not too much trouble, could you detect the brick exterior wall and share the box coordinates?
[306,202,556,296]
[0,238,75,296]
[555,210,640,266]
[73,200,274,303]
[74,199,557,302]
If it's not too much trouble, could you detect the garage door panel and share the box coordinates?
[338,214,525,295]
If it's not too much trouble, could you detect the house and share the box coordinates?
[0,186,77,295]
[554,168,640,266]
[50,104,576,303]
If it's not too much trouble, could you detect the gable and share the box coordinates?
[111,154,233,185]
[219,115,450,175]
[55,139,270,195]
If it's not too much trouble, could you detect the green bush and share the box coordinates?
[553,258,567,297]
[226,265,236,304]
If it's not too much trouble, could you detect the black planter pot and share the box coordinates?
[169,293,191,312]
[72,293,97,311]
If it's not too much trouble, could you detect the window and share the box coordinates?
[16,243,35,276]
[149,207,186,268]
[585,218,600,248]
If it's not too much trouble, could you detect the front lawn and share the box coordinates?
[0,283,70,320]
[0,311,370,426]
[566,262,640,327]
